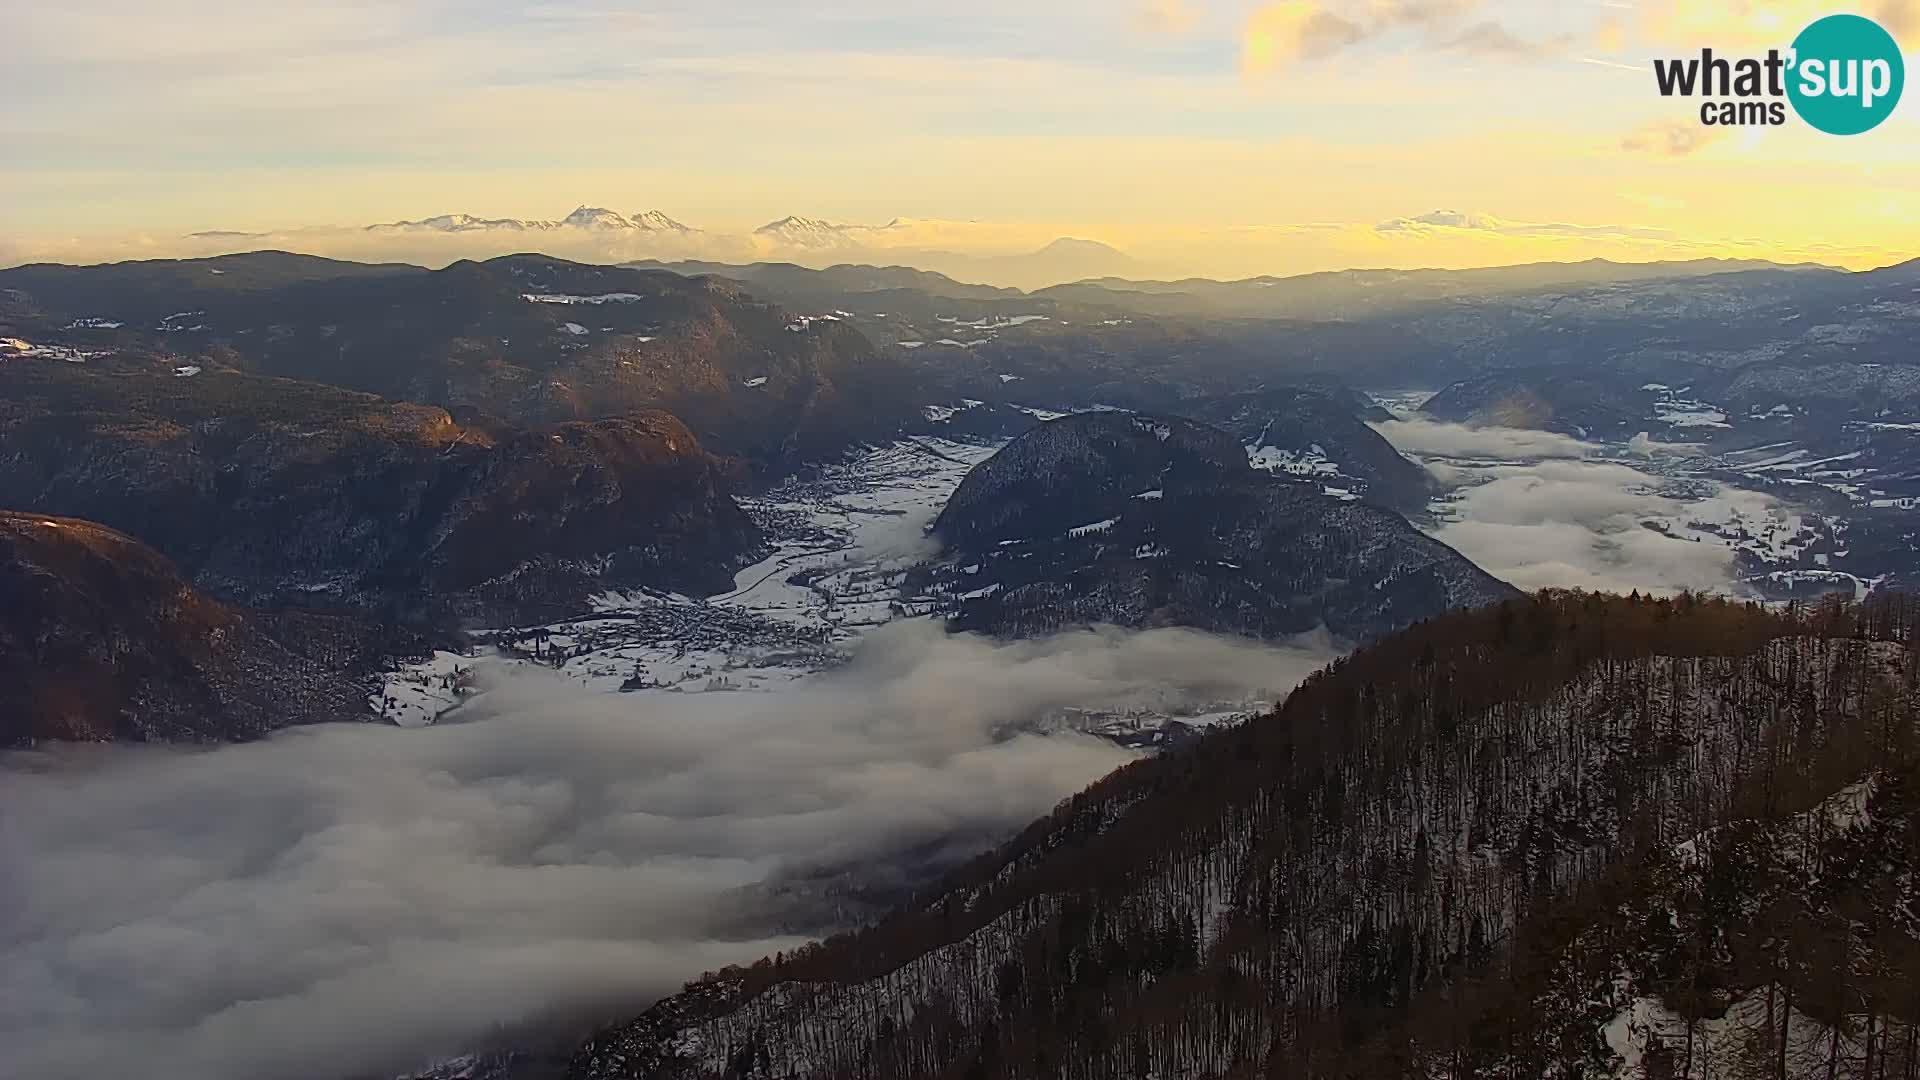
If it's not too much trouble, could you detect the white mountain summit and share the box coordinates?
[366,206,697,234]
[752,215,864,248]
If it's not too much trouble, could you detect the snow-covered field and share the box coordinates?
[374,435,1308,741]
[376,439,998,722]
[0,337,100,363]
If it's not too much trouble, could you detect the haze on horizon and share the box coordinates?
[4,0,1918,283]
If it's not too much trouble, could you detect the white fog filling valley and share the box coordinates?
[0,437,1338,1080]
[1372,416,1819,597]
[0,624,1335,1080]
[1,417,1811,1080]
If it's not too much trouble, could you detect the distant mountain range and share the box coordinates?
[173,206,1138,289]
[752,214,905,249]
[363,207,699,234]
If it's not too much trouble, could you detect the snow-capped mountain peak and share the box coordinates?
[561,206,637,230]
[627,209,695,233]
[364,207,698,234]
[754,215,860,248]
[366,213,545,233]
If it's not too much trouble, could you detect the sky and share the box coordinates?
[3,0,1918,277]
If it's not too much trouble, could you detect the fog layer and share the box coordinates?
[0,621,1334,1080]
[1373,417,1782,596]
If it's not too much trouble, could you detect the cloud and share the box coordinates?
[1621,119,1730,157]
[1442,20,1566,59]
[1370,418,1599,461]
[1138,0,1200,34]
[1240,0,1562,72]
[1429,460,1753,594]
[1633,0,1918,48]
[1374,208,1507,231]
[1242,1,1369,71]
[1880,0,1920,36]
[1372,418,1778,596]
[0,620,1335,1080]
[1372,208,1679,242]
[1628,431,1708,458]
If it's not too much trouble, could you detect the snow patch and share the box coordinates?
[522,292,643,305]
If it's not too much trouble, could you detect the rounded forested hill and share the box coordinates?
[932,412,1248,548]
[1188,385,1432,511]
[928,411,1514,642]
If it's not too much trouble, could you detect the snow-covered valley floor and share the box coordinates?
[376,437,1295,742]
[376,438,999,726]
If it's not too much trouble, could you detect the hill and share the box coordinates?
[0,252,920,471]
[0,364,762,624]
[924,412,1509,642]
[567,591,1920,1080]
[0,513,414,745]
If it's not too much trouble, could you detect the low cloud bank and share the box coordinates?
[0,621,1334,1080]
[1374,418,1776,596]
[1369,417,1597,461]
[1430,462,1746,594]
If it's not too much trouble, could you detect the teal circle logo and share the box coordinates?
[1787,14,1904,135]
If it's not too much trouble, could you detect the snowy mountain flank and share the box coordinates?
[751,215,894,250]
[367,206,698,234]
[925,412,1513,642]
[567,593,1920,1080]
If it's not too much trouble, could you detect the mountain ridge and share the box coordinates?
[0,363,764,626]
[0,512,420,745]
[563,591,1920,1080]
[924,412,1512,642]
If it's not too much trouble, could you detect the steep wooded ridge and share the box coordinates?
[926,413,1509,642]
[0,251,919,469]
[1186,386,1430,512]
[0,363,761,623]
[0,512,414,744]
[569,593,1920,1080]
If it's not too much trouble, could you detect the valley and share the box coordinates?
[6,248,1920,1080]
[15,6,1920,1076]
[374,434,1298,747]
[375,438,995,723]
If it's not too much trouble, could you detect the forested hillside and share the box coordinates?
[0,252,920,470]
[927,412,1510,642]
[0,512,416,744]
[0,363,761,623]
[570,592,1920,1080]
